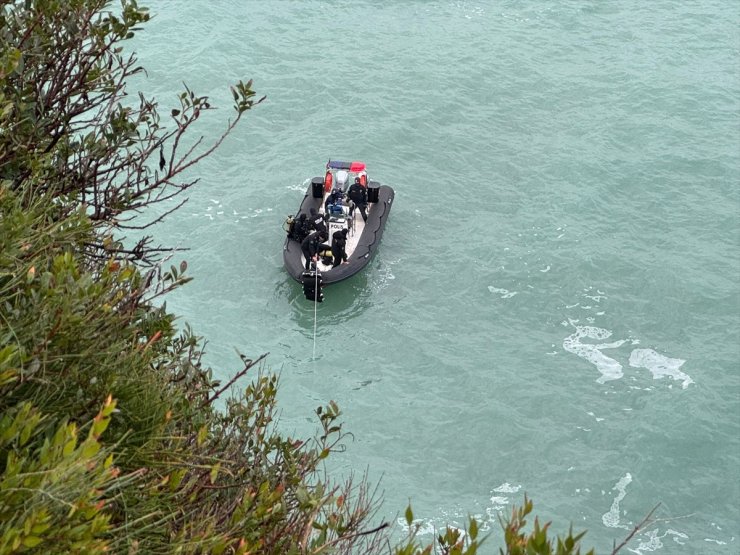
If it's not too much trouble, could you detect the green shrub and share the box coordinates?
[0,2,650,553]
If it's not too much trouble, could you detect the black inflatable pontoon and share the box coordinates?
[283,160,394,299]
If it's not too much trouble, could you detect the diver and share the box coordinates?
[309,207,327,234]
[331,228,349,267]
[301,230,328,270]
[348,177,368,222]
[290,213,311,242]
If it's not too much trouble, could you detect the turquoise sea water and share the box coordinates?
[132,1,739,552]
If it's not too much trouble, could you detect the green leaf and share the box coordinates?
[168,468,185,491]
[81,438,101,458]
[92,414,110,438]
[210,463,220,484]
[197,425,208,446]
[469,517,478,540]
[296,486,309,505]
[22,536,43,548]
[62,436,77,457]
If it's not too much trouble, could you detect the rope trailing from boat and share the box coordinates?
[312,267,318,359]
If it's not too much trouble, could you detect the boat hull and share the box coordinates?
[283,181,394,285]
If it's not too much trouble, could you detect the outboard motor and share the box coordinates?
[302,267,323,302]
[335,170,349,191]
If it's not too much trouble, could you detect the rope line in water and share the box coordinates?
[312,264,318,359]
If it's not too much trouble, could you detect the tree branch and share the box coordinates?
[611,503,661,555]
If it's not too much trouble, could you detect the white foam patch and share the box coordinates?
[289,182,309,192]
[484,496,511,526]
[627,529,689,554]
[396,517,436,536]
[396,482,523,537]
[563,325,627,383]
[396,512,476,537]
[483,482,522,524]
[602,473,632,529]
[628,349,693,389]
[586,411,604,422]
[488,285,517,298]
[493,482,521,493]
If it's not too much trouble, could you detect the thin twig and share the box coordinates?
[611,503,661,555]
[201,353,269,407]
[311,522,390,554]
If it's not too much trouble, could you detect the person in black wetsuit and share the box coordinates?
[301,230,328,270]
[347,177,368,222]
[309,207,327,234]
[331,228,349,267]
[324,188,345,214]
[290,213,310,242]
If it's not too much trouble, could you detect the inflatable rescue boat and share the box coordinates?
[282,160,394,301]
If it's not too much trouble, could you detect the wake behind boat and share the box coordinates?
[283,160,394,301]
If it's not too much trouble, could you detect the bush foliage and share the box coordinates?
[0,1,629,553]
